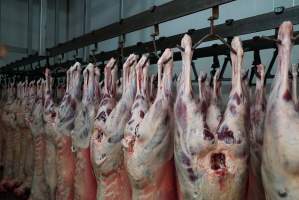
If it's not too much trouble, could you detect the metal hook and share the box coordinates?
[191,5,236,54]
[89,45,97,64]
[252,49,261,66]
[151,24,160,58]
[118,34,126,62]
[176,44,185,52]
[91,43,98,64]
[73,49,80,62]
[292,34,299,43]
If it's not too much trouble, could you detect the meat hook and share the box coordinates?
[151,24,160,59]
[192,6,236,55]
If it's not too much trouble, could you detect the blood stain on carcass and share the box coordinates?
[107,109,112,115]
[232,92,241,105]
[210,153,226,171]
[217,125,235,144]
[139,111,145,118]
[203,128,214,141]
[97,111,106,122]
[283,90,292,101]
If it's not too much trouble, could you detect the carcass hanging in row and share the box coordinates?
[0,21,298,200]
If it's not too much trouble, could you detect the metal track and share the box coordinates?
[47,0,235,56]
[94,5,299,62]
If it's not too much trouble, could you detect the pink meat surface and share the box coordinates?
[91,55,137,200]
[174,34,249,200]
[261,21,299,200]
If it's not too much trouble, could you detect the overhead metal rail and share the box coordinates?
[1,2,299,79]
[0,0,235,73]
[93,5,299,61]
[5,31,298,79]
[47,0,235,56]
[1,53,46,73]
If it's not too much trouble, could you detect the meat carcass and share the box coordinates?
[12,81,29,190]
[54,63,81,200]
[261,21,299,199]
[0,83,6,176]
[28,79,48,200]
[57,83,66,103]
[91,58,118,199]
[247,64,266,200]
[13,82,28,188]
[72,63,97,200]
[123,50,177,200]
[174,34,249,200]
[13,81,35,197]
[43,68,58,200]
[0,84,9,192]
[8,82,21,188]
[0,82,17,190]
[14,80,34,198]
[91,55,137,200]
[122,55,150,155]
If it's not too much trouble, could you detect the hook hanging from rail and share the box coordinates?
[89,43,98,64]
[73,49,80,63]
[249,48,262,86]
[176,6,236,55]
[151,24,160,59]
[118,33,126,63]
[192,6,236,54]
[292,34,299,43]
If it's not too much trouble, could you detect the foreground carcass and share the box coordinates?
[123,51,177,200]
[247,64,266,200]
[91,55,137,200]
[43,69,58,200]
[91,58,118,199]
[12,81,32,197]
[72,63,98,200]
[14,81,35,196]
[0,83,7,178]
[54,63,82,200]
[174,34,249,200]
[261,21,299,199]
[28,79,48,200]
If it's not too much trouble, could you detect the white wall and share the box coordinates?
[0,0,68,66]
